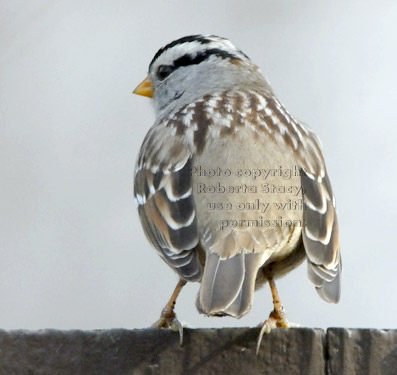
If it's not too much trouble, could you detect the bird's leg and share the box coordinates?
[151,278,187,344]
[256,277,289,354]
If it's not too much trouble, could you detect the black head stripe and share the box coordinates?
[173,48,242,69]
[152,48,244,80]
[149,35,214,69]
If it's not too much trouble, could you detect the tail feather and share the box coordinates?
[222,253,266,317]
[198,252,271,318]
[199,252,245,314]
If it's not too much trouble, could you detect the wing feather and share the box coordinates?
[255,95,342,303]
[300,134,341,303]
[134,122,202,281]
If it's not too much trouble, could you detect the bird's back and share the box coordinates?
[191,88,304,317]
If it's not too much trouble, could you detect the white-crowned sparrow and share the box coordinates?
[133,35,341,352]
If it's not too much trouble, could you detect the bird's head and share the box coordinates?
[133,34,270,119]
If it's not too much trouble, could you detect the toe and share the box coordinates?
[170,318,184,345]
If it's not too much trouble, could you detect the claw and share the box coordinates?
[151,279,187,345]
[256,277,290,354]
[152,314,184,345]
[256,307,289,354]
[256,322,270,355]
[170,317,184,345]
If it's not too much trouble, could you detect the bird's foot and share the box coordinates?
[151,278,187,345]
[256,307,289,354]
[151,306,184,345]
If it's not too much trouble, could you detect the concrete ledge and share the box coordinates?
[0,328,396,375]
[327,328,397,375]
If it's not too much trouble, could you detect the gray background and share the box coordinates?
[1,0,396,331]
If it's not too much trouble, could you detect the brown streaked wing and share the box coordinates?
[300,137,341,303]
[134,120,202,282]
[254,95,341,303]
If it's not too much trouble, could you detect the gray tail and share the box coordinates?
[197,252,269,318]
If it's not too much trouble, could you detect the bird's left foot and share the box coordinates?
[151,278,187,345]
[151,306,184,345]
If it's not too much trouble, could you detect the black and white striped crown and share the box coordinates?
[148,35,250,73]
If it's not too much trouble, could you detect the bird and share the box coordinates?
[133,34,341,353]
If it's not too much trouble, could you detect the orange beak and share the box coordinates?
[133,77,154,98]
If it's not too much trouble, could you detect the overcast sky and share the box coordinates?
[1,0,397,331]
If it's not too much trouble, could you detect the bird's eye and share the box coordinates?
[156,65,174,81]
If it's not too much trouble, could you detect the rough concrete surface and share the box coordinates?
[0,328,396,375]
[327,328,397,375]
